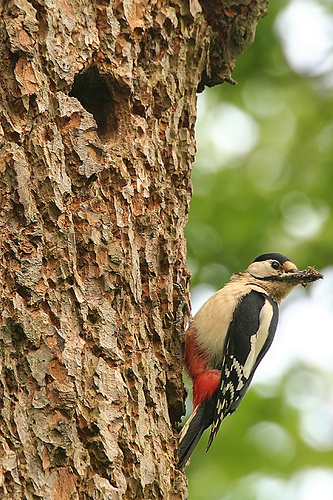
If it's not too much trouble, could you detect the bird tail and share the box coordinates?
[178,406,206,470]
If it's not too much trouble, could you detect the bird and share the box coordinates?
[178,252,323,470]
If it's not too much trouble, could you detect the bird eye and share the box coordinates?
[271,261,280,270]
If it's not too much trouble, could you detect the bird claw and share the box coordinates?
[173,282,192,325]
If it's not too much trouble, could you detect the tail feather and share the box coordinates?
[178,406,206,470]
[178,392,218,470]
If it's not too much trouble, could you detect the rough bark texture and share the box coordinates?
[0,0,268,498]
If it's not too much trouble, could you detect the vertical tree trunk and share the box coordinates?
[0,0,268,498]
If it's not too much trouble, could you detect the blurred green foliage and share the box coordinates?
[185,366,333,499]
[187,0,333,291]
[185,0,333,498]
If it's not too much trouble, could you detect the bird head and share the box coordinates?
[246,253,323,302]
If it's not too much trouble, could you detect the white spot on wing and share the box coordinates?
[243,299,274,378]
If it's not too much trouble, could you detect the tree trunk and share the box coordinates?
[0,0,268,498]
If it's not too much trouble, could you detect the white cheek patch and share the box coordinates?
[247,261,275,278]
[243,299,274,378]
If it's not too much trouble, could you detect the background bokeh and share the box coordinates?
[185,0,333,498]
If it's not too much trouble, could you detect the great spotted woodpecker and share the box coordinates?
[178,253,322,470]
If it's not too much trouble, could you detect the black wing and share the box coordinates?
[206,290,278,450]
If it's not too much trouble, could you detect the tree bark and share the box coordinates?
[0,0,268,498]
